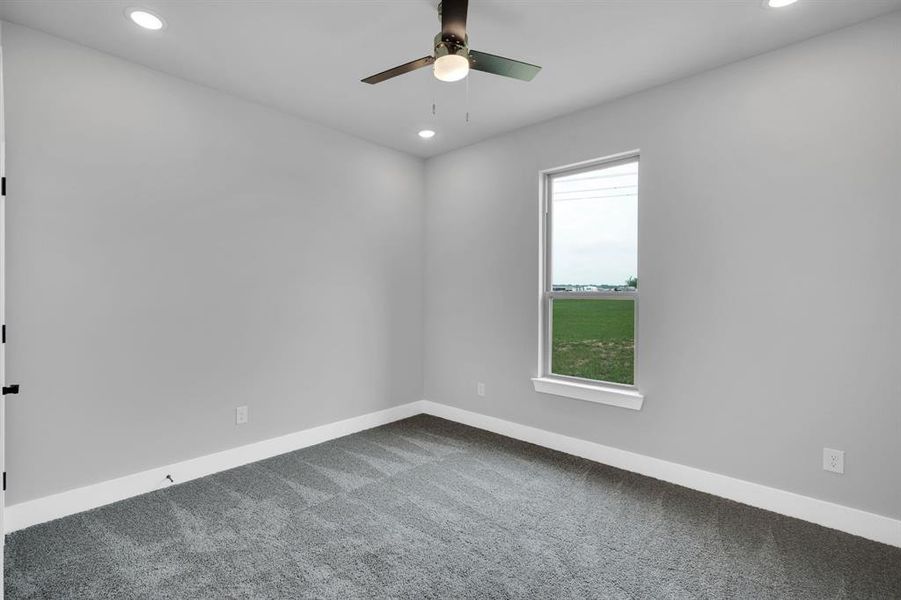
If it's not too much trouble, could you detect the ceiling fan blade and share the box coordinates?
[468,50,541,82]
[441,0,469,44]
[361,56,435,84]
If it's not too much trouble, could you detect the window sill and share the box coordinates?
[531,377,644,411]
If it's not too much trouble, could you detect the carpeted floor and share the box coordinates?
[5,415,900,599]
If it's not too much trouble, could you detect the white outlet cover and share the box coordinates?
[477,382,486,397]
[236,405,248,425]
[823,448,844,474]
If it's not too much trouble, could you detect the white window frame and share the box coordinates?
[532,152,644,410]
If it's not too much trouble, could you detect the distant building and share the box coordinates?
[552,284,635,293]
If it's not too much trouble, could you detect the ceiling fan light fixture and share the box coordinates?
[434,54,470,82]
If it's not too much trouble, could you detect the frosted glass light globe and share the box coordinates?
[434,54,470,82]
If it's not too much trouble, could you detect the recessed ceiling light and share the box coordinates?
[418,129,436,139]
[127,9,165,31]
[766,0,798,7]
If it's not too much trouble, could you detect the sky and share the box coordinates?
[551,161,638,287]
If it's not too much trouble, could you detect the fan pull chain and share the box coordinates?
[465,75,470,123]
[432,71,439,120]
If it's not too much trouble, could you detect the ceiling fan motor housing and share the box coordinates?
[434,33,469,61]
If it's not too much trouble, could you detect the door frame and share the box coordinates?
[1,21,8,597]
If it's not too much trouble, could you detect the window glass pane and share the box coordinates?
[551,160,638,291]
[551,298,634,385]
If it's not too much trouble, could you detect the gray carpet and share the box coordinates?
[5,415,900,599]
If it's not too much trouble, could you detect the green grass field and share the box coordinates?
[551,299,635,385]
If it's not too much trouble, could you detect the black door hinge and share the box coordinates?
[2,472,6,492]
[1,176,5,196]
[1,324,5,343]
[2,384,20,395]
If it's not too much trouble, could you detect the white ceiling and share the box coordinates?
[1,1,899,158]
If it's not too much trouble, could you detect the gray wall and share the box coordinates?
[3,23,425,505]
[424,13,901,519]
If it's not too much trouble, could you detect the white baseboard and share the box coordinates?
[419,400,901,548]
[7,399,900,549]
[4,401,426,533]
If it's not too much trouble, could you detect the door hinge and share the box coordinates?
[1,324,5,343]
[1,176,5,196]
[2,472,6,492]
[2,384,20,395]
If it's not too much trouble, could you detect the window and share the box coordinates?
[533,154,643,410]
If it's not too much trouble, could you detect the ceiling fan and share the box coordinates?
[361,0,541,85]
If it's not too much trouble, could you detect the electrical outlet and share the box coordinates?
[823,448,844,474]
[477,382,486,397]
[236,405,248,425]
